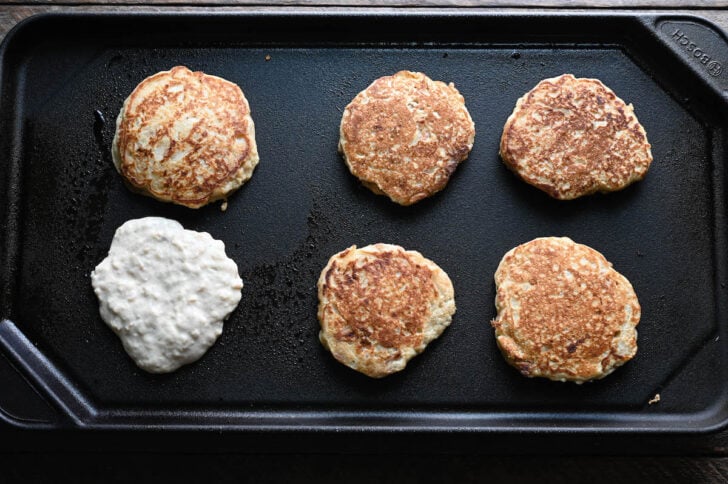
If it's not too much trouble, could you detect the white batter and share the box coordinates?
[91,217,243,373]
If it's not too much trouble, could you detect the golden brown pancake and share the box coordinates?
[492,237,640,383]
[500,74,652,200]
[339,71,475,206]
[318,243,456,378]
[112,66,259,209]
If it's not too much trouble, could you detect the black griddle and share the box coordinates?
[0,12,727,435]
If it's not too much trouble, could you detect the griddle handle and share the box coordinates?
[0,320,93,428]
[653,16,728,97]
[0,351,58,427]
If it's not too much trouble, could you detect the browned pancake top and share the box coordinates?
[115,66,256,208]
[340,71,475,205]
[320,245,437,350]
[317,243,456,378]
[492,237,640,382]
[500,74,652,200]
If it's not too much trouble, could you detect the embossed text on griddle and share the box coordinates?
[671,29,723,77]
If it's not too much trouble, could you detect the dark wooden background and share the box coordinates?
[1,1,728,482]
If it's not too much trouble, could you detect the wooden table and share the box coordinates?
[1,1,727,482]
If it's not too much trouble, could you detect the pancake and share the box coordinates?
[500,74,652,200]
[339,71,475,205]
[491,237,640,383]
[91,217,243,373]
[112,66,259,209]
[318,243,456,378]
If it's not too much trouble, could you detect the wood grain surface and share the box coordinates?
[4,0,728,5]
[1,1,728,481]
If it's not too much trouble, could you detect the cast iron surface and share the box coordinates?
[0,12,726,432]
